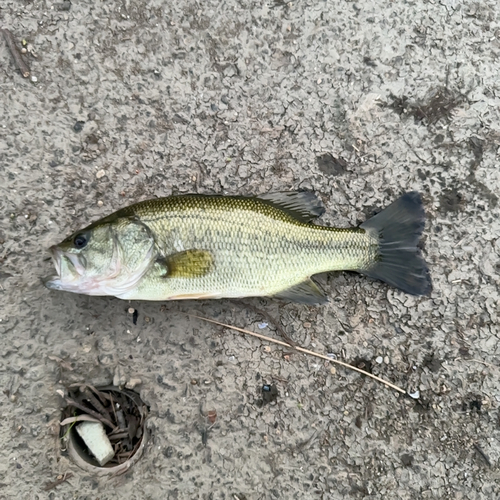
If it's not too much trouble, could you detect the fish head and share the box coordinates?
[44,217,156,296]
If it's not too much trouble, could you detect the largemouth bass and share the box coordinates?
[44,192,431,303]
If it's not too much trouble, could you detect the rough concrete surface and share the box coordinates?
[1,0,500,498]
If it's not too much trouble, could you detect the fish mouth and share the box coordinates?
[43,275,63,290]
[50,246,62,277]
[43,246,86,290]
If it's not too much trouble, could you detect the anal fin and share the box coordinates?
[273,278,328,305]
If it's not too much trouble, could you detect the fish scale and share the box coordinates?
[45,192,432,302]
[115,196,377,301]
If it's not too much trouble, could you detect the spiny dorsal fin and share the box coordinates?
[158,250,214,278]
[257,192,325,222]
[273,278,328,304]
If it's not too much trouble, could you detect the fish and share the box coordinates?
[44,191,432,303]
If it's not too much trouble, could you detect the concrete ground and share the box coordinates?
[1,0,500,498]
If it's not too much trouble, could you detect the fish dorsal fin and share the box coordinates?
[273,278,328,304]
[257,192,325,222]
[158,250,214,278]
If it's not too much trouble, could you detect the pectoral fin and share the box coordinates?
[273,278,328,304]
[158,250,214,278]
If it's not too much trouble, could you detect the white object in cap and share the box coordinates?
[76,421,115,466]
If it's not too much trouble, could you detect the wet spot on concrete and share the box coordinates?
[386,88,463,125]
[352,357,373,374]
[423,354,442,373]
[469,137,484,166]
[261,384,278,404]
[462,395,482,413]
[316,153,347,176]
[467,178,497,208]
[434,134,445,144]
[417,168,427,181]
[439,189,463,213]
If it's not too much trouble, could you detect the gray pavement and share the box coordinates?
[1,0,500,498]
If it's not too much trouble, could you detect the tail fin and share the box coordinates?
[359,192,432,296]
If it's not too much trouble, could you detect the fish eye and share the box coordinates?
[73,233,88,249]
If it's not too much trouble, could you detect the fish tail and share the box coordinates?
[359,192,432,296]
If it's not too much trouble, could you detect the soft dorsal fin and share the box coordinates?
[273,278,328,304]
[257,192,325,222]
[158,250,214,278]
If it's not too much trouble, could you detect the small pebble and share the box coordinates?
[375,356,383,364]
[128,308,135,314]
[96,169,105,179]
[73,120,85,132]
[125,378,142,389]
[330,367,336,375]
[303,322,312,328]
[97,200,103,207]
